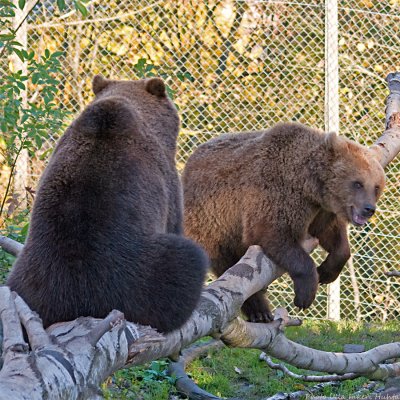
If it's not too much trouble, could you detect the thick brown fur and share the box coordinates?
[7,75,208,332]
[183,122,385,321]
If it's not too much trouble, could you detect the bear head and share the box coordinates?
[322,133,385,227]
[90,75,180,152]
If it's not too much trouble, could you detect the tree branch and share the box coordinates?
[168,339,225,399]
[385,270,400,278]
[0,235,23,257]
[259,353,360,382]
[221,314,400,380]
[370,72,400,167]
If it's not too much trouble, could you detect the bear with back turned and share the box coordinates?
[183,122,385,322]
[7,75,208,332]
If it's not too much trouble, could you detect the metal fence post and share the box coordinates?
[325,0,341,321]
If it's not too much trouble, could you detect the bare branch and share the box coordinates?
[0,235,23,257]
[370,72,400,167]
[13,292,51,350]
[385,271,400,278]
[168,339,225,400]
[262,381,341,400]
[86,309,126,347]
[259,353,359,382]
[256,327,400,379]
[0,287,28,358]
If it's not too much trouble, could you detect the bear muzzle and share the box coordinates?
[350,204,375,226]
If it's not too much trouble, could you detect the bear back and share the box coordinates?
[7,76,208,332]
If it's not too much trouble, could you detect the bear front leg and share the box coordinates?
[315,217,351,284]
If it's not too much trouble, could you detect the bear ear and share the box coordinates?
[92,75,110,95]
[145,77,166,97]
[368,144,384,165]
[324,131,338,152]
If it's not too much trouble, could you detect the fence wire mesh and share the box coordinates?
[3,0,400,321]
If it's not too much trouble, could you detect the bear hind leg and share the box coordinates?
[241,291,273,322]
[209,243,273,322]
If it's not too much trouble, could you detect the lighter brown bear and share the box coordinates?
[183,122,385,322]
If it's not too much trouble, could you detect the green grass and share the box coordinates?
[102,360,180,399]
[102,320,400,399]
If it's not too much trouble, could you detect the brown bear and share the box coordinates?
[183,122,385,322]
[7,75,208,332]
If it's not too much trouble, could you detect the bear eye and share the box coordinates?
[375,185,380,195]
[353,181,363,189]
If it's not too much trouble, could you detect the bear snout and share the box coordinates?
[362,204,375,218]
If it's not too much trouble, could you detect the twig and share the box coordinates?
[351,381,381,398]
[29,1,163,29]
[0,0,40,59]
[385,271,400,278]
[86,309,126,346]
[14,292,51,350]
[260,353,359,382]
[0,142,24,221]
[0,287,28,359]
[261,381,341,400]
[273,307,302,329]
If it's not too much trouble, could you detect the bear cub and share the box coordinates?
[7,75,209,332]
[183,122,385,322]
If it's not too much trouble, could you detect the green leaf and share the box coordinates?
[16,81,25,90]
[34,135,42,149]
[44,48,50,58]
[74,1,88,16]
[184,72,195,82]
[20,222,29,236]
[21,113,29,124]
[145,64,155,72]
[166,86,175,99]
[18,0,25,9]
[0,0,15,6]
[0,33,16,41]
[51,51,64,58]
[13,48,25,62]
[56,0,66,11]
[39,148,53,160]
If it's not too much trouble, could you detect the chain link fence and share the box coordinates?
[5,0,400,321]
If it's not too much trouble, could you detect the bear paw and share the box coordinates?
[293,273,318,310]
[318,267,340,285]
